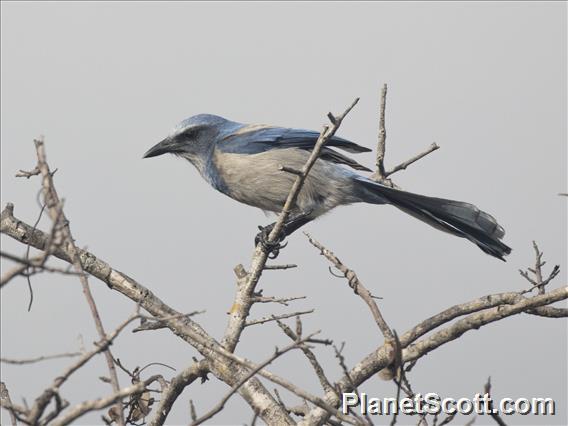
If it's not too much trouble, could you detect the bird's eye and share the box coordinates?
[182,128,196,138]
[181,126,202,140]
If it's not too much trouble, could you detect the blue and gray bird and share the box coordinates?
[143,114,511,260]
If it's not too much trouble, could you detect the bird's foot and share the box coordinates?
[255,224,288,259]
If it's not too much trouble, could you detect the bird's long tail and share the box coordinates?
[354,177,512,260]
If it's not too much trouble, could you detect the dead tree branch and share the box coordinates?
[148,360,209,426]
[386,142,440,176]
[0,382,18,426]
[2,90,565,426]
[374,83,388,179]
[371,83,438,185]
[51,375,163,426]
[29,137,125,425]
[24,312,140,425]
[191,332,322,426]
[1,204,295,425]
[276,318,335,397]
[245,310,314,327]
[299,279,566,424]
[1,352,82,365]
[304,232,394,341]
[484,377,507,426]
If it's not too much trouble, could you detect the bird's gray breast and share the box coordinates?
[210,148,360,215]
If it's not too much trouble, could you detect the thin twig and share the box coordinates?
[332,344,371,425]
[1,352,82,365]
[15,166,40,178]
[0,250,83,292]
[276,319,335,396]
[132,311,206,332]
[245,310,314,327]
[385,143,439,177]
[250,295,306,306]
[375,83,388,179]
[189,399,197,422]
[519,241,560,294]
[304,233,394,341]
[263,264,298,270]
[484,377,507,426]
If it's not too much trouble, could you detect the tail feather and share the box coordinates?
[355,178,512,260]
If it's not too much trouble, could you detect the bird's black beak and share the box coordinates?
[143,137,178,158]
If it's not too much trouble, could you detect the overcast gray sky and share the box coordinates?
[1,2,566,425]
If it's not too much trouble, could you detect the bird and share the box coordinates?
[143,114,511,260]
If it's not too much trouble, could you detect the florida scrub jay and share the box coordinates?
[143,114,511,260]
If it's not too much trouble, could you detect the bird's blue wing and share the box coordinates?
[217,126,372,171]
[218,126,371,154]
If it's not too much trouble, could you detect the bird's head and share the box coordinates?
[143,114,233,160]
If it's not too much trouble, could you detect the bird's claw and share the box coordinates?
[255,225,287,259]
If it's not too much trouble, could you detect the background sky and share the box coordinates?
[1,2,566,425]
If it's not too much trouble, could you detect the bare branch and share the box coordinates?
[402,287,567,364]
[245,310,314,327]
[0,251,84,287]
[26,312,140,425]
[148,360,209,426]
[400,289,567,347]
[0,204,294,425]
[263,264,298,271]
[305,232,394,341]
[276,319,335,396]
[250,295,306,306]
[132,311,206,333]
[51,375,162,426]
[385,142,440,177]
[0,261,29,288]
[15,166,40,179]
[190,399,197,422]
[3,100,565,426]
[519,241,560,294]
[370,83,439,186]
[30,137,125,425]
[374,83,388,179]
[300,285,567,424]
[0,382,18,426]
[484,377,507,426]
[1,352,82,365]
[191,333,320,426]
